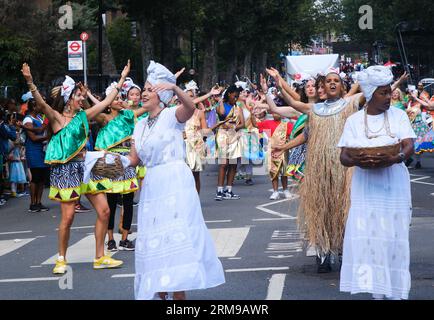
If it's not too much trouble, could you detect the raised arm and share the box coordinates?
[391,71,409,91]
[266,68,301,101]
[261,72,311,114]
[133,105,148,118]
[21,63,60,126]
[345,82,361,98]
[194,87,222,105]
[85,60,131,120]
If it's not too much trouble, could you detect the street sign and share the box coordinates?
[80,32,89,42]
[68,40,83,71]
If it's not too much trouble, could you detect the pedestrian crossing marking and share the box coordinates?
[0,238,36,257]
[41,233,137,265]
[208,227,250,258]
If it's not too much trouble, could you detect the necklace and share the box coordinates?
[364,106,396,139]
[313,98,348,117]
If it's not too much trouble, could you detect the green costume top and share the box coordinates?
[45,111,89,164]
[137,112,149,121]
[290,114,308,139]
[95,109,136,151]
[391,101,406,111]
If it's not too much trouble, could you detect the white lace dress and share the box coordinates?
[132,107,225,300]
[337,107,416,300]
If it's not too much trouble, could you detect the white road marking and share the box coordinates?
[112,274,134,278]
[410,176,434,186]
[228,257,242,260]
[205,220,232,223]
[256,199,296,219]
[225,267,289,273]
[30,266,42,268]
[266,274,286,300]
[209,228,250,258]
[0,277,60,283]
[42,233,137,265]
[0,231,32,236]
[0,238,36,257]
[111,267,291,279]
[252,218,292,222]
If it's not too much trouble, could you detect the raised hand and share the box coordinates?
[121,60,131,79]
[21,63,33,82]
[152,82,176,93]
[266,68,279,79]
[210,87,222,96]
[175,67,186,79]
[260,74,268,93]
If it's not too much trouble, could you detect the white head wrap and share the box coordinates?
[122,77,141,96]
[235,81,248,91]
[293,72,313,84]
[357,66,394,102]
[146,61,176,106]
[105,82,119,97]
[61,76,76,103]
[184,80,199,94]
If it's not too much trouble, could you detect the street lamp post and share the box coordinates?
[98,0,103,94]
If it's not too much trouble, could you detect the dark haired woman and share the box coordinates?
[23,99,50,212]
[94,83,148,252]
[21,60,130,274]
[262,71,365,273]
[214,85,245,200]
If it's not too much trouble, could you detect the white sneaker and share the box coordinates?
[283,190,292,199]
[269,191,280,200]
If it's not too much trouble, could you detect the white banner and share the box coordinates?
[285,54,339,82]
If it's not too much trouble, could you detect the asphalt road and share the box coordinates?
[0,154,433,300]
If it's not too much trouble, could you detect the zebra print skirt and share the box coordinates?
[49,160,109,202]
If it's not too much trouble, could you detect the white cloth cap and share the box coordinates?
[235,81,248,91]
[122,77,141,96]
[184,80,199,93]
[146,61,176,105]
[105,82,118,97]
[357,66,394,102]
[61,76,76,103]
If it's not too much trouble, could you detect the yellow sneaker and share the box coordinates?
[53,257,67,274]
[93,255,123,270]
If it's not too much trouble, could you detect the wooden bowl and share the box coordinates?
[346,143,401,158]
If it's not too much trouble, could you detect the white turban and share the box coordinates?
[357,66,394,102]
[146,61,176,106]
[235,81,248,91]
[61,76,76,103]
[105,82,119,97]
[122,77,141,96]
[184,80,199,93]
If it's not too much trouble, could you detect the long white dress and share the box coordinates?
[132,107,225,300]
[337,107,416,300]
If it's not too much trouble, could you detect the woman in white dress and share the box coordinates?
[124,61,225,300]
[338,66,416,300]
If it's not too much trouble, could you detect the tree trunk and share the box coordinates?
[138,18,154,84]
[200,36,218,92]
[242,47,253,81]
[102,25,117,76]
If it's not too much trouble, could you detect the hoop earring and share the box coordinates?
[64,104,71,114]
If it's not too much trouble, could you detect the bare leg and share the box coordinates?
[58,201,77,258]
[226,164,238,186]
[192,171,201,194]
[30,182,37,205]
[218,162,228,187]
[173,291,186,300]
[281,176,288,190]
[86,193,110,259]
[37,182,44,204]
[272,177,279,191]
